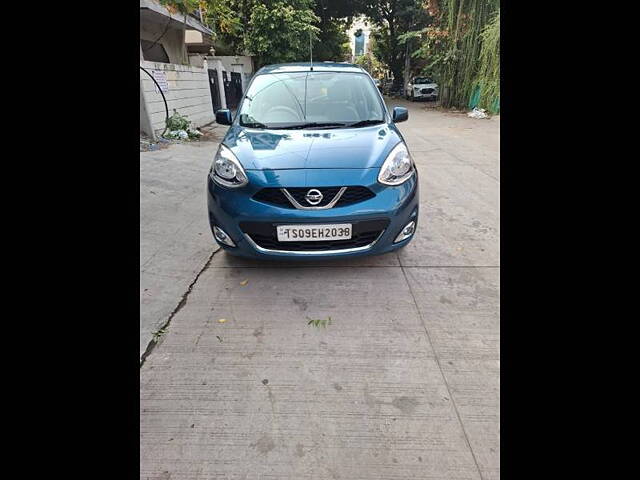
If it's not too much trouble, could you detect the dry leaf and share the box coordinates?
[218,318,227,323]
[240,279,249,286]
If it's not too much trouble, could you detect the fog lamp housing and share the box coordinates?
[394,220,416,243]
[214,226,236,247]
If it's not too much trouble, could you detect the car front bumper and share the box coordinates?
[207,168,419,260]
[412,91,438,99]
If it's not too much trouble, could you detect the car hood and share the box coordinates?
[222,123,404,170]
[414,83,438,88]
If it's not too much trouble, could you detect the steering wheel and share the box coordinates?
[266,105,303,123]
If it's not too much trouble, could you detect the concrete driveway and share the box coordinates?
[140,99,500,479]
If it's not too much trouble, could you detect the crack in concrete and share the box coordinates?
[396,251,489,480]
[140,247,220,368]
[208,264,500,269]
[443,149,500,183]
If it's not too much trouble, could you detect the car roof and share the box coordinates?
[256,62,366,75]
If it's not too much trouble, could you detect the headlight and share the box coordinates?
[210,145,248,188]
[378,143,415,185]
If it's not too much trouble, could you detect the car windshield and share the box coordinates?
[238,71,385,129]
[414,77,433,84]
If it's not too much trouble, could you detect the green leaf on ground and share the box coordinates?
[306,316,332,328]
[152,328,167,341]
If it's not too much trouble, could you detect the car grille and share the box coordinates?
[251,188,291,208]
[285,186,343,207]
[240,219,389,252]
[253,186,375,209]
[421,88,434,94]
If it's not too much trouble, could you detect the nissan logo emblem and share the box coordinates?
[305,189,323,205]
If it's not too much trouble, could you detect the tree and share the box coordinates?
[202,0,369,65]
[354,52,385,78]
[160,0,200,16]
[246,1,320,66]
[404,0,500,110]
[475,9,499,112]
[195,1,321,67]
[312,0,367,62]
[362,0,429,90]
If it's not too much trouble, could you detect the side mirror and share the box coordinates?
[392,106,408,123]
[216,109,232,125]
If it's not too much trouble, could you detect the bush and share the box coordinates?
[164,110,202,140]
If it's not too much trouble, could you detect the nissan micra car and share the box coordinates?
[207,62,418,259]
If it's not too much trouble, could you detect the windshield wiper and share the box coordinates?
[271,122,347,130]
[241,121,268,129]
[346,119,385,128]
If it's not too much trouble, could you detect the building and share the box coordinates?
[188,54,255,113]
[347,16,373,62]
[140,0,218,140]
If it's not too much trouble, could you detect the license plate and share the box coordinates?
[276,224,352,242]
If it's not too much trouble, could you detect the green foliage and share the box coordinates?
[152,327,167,341]
[166,110,191,131]
[198,1,322,66]
[407,0,499,111]
[314,18,352,62]
[200,0,243,40]
[354,53,385,78]
[476,10,499,112]
[370,27,393,77]
[307,316,332,328]
[165,110,202,139]
[313,0,364,61]
[362,0,431,89]
[201,0,246,53]
[160,0,200,16]
[398,29,426,45]
[247,1,320,66]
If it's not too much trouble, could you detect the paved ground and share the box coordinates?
[140,126,225,358]
[140,99,500,479]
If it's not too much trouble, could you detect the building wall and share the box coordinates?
[140,60,214,136]
[140,20,187,65]
[208,56,254,92]
[140,78,154,136]
[347,16,373,61]
[189,55,255,92]
[206,56,253,74]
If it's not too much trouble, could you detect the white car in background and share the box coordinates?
[406,77,439,101]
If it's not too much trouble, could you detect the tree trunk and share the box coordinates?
[403,40,411,95]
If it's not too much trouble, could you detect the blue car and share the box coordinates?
[207,62,418,259]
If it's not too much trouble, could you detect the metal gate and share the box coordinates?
[223,71,243,110]
[208,69,221,112]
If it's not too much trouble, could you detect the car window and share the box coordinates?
[413,77,433,84]
[239,71,385,129]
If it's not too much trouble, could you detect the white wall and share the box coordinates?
[347,16,372,61]
[205,55,254,92]
[140,60,214,136]
[207,56,253,74]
